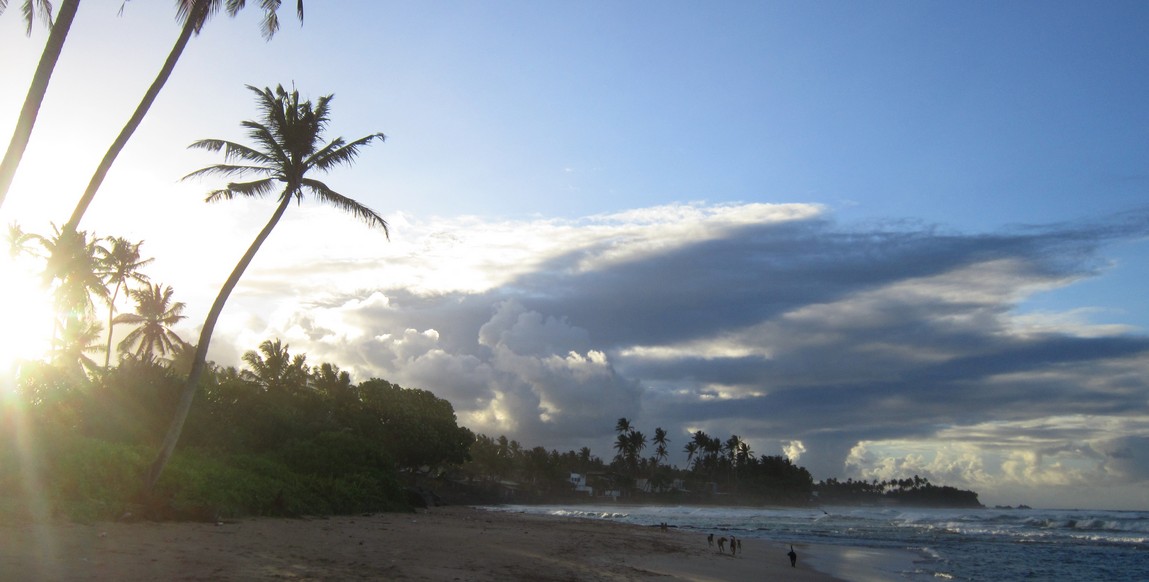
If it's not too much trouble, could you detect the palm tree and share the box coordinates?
[683,441,699,471]
[114,283,186,360]
[143,83,387,493]
[241,339,308,393]
[614,417,632,436]
[100,237,152,367]
[311,361,353,401]
[627,430,647,470]
[652,426,669,466]
[736,441,753,466]
[54,316,103,379]
[64,0,305,232]
[613,432,630,466]
[30,225,109,350]
[0,0,79,211]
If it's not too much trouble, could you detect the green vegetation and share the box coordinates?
[3,340,468,520]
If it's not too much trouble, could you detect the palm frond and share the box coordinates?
[301,178,388,236]
[189,138,275,166]
[204,178,278,202]
[240,120,288,165]
[15,0,54,35]
[113,312,144,325]
[176,0,217,34]
[308,133,385,173]
[182,163,276,181]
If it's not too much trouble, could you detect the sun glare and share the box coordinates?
[0,254,55,380]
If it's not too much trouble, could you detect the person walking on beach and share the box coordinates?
[787,545,797,567]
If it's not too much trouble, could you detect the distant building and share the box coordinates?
[569,472,594,496]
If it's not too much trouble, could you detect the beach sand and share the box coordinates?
[0,505,844,580]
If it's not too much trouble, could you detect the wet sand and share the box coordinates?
[0,505,846,580]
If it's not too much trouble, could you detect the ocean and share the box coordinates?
[481,504,1149,581]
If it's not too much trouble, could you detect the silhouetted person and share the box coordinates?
[788,545,797,567]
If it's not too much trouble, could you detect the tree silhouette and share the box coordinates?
[114,283,186,360]
[54,316,103,379]
[100,237,152,367]
[241,339,308,393]
[144,83,387,493]
[29,225,109,354]
[652,426,669,465]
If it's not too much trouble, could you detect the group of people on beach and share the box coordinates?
[706,532,742,556]
[705,533,798,567]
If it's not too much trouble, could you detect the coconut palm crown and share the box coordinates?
[182,84,388,233]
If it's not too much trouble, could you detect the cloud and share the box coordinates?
[175,201,1149,507]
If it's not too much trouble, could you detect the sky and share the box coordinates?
[2,1,1149,510]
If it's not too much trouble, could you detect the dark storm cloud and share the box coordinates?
[511,214,1143,348]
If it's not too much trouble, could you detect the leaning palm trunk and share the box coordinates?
[143,192,291,493]
[0,0,80,212]
[64,2,206,232]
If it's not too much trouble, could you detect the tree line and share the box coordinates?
[455,418,980,508]
[454,418,816,505]
[5,336,474,519]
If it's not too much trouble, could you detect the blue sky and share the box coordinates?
[2,1,1149,509]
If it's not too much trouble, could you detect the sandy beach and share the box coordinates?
[0,505,843,581]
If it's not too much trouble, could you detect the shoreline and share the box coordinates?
[0,505,858,580]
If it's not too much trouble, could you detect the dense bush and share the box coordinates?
[1,342,473,521]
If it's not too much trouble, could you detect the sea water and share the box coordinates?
[482,504,1149,581]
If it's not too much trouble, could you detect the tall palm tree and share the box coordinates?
[100,237,152,367]
[114,283,186,360]
[143,83,386,493]
[0,0,79,212]
[64,0,305,231]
